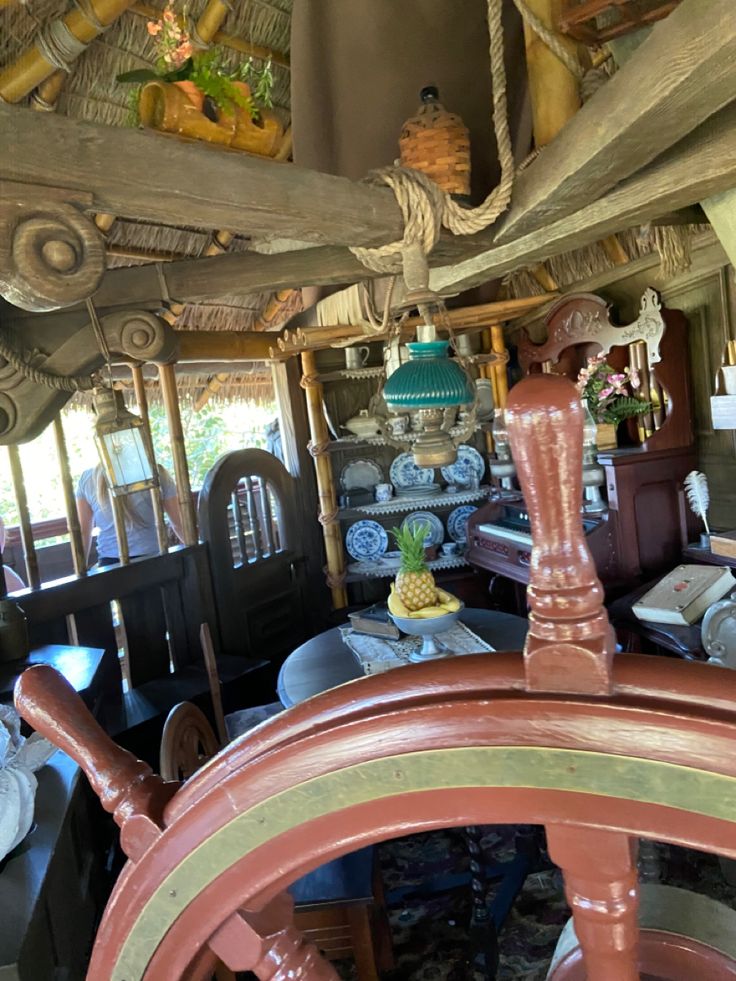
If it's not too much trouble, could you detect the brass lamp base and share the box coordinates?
[412,408,458,467]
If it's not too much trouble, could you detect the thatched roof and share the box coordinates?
[1,0,293,404]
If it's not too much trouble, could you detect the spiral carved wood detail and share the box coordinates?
[505,375,615,694]
[0,309,177,444]
[0,198,106,311]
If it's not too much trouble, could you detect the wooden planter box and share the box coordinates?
[558,0,681,43]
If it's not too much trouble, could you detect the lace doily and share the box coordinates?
[340,622,493,675]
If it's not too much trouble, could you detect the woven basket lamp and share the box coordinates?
[399,86,471,199]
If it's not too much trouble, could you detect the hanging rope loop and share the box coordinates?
[348,0,515,278]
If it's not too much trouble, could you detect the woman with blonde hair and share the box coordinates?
[75,463,184,567]
[0,515,26,592]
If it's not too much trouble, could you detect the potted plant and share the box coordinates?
[576,353,651,449]
[117,2,275,136]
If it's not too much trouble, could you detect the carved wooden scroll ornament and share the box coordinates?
[518,288,665,374]
[0,181,106,312]
[0,309,178,443]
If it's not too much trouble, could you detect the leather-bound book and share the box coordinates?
[348,603,400,639]
[633,565,735,626]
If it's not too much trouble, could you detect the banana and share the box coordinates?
[410,605,450,619]
[436,588,461,612]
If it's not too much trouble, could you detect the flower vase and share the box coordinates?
[596,422,618,450]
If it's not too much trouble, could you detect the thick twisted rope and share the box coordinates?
[0,326,94,393]
[350,0,514,275]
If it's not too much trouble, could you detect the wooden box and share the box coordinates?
[559,0,681,44]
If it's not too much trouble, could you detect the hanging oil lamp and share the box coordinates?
[93,386,158,496]
[383,243,475,467]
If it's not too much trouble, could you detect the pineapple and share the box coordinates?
[392,522,438,611]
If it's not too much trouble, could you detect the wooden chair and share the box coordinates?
[159,700,393,980]
[15,375,736,981]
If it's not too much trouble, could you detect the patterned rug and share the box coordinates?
[334,827,736,980]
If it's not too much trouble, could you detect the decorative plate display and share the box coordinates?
[340,459,383,492]
[345,520,389,561]
[390,452,435,489]
[441,445,485,487]
[401,511,445,547]
[447,505,478,544]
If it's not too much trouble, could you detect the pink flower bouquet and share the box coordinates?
[576,353,651,426]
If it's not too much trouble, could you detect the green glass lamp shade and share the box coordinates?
[383,341,474,409]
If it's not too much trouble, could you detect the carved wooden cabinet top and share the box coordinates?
[518,289,665,374]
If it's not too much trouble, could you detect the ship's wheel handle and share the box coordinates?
[506,375,615,694]
[15,665,177,859]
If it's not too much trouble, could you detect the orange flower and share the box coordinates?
[175,40,193,60]
[146,20,162,34]
[163,7,175,22]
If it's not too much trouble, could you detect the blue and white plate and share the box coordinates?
[390,452,435,490]
[447,505,478,544]
[401,511,445,548]
[441,445,485,487]
[345,520,389,561]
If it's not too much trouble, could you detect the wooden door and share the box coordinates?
[198,449,309,667]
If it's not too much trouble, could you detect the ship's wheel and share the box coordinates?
[16,377,736,981]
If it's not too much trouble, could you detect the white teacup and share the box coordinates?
[441,542,459,556]
[375,482,393,502]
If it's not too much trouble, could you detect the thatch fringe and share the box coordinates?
[502,224,711,298]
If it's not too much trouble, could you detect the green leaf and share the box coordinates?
[116,69,159,83]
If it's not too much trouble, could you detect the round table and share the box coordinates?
[277,608,528,707]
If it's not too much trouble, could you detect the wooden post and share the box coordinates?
[300,351,347,610]
[6,445,40,589]
[158,363,198,546]
[521,0,581,148]
[52,416,87,577]
[131,363,168,555]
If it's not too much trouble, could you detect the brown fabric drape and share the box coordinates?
[290,0,532,203]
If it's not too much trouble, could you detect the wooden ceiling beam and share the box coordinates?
[498,0,736,242]
[86,103,735,307]
[0,104,405,248]
[430,102,736,295]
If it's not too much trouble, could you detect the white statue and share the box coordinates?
[0,705,55,863]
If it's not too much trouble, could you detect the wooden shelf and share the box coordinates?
[338,487,489,519]
[345,556,470,582]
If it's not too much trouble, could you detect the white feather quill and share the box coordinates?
[684,470,711,535]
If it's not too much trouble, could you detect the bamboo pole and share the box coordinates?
[0,0,141,103]
[300,351,346,609]
[530,264,559,292]
[600,234,629,266]
[490,325,509,408]
[158,363,198,546]
[52,415,87,577]
[521,0,581,148]
[31,70,66,111]
[194,373,229,411]
[7,445,40,589]
[110,495,130,564]
[178,330,276,362]
[131,363,169,554]
[480,330,495,455]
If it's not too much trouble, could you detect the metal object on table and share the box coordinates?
[701,595,736,668]
[389,603,465,661]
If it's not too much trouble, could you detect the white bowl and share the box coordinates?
[389,604,465,661]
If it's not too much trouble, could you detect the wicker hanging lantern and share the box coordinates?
[399,86,471,199]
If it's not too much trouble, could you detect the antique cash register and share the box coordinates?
[466,290,696,590]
